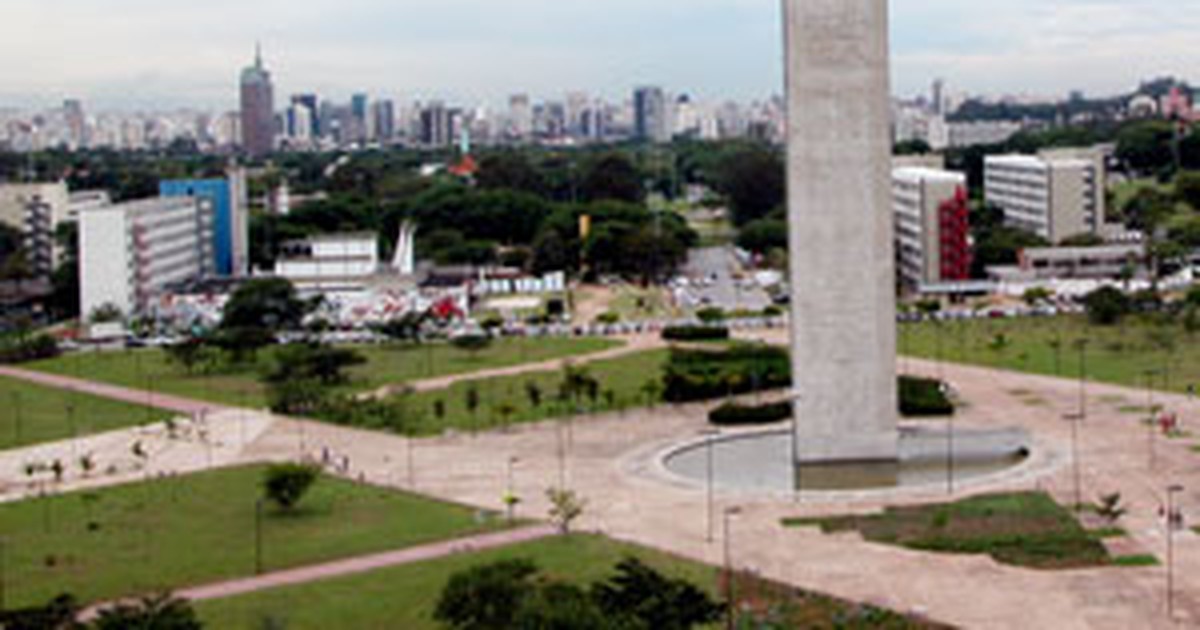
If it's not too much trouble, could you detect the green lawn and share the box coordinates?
[0,465,506,608]
[25,338,620,409]
[901,315,1200,394]
[783,492,1111,570]
[403,349,670,435]
[195,534,945,630]
[0,376,170,450]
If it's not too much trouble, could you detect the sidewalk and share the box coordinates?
[0,365,222,415]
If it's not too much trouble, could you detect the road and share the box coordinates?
[678,246,772,312]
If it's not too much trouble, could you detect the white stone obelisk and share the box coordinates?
[784,0,898,464]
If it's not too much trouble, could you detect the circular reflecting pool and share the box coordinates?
[663,426,1031,492]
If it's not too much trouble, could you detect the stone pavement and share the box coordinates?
[6,339,1200,627]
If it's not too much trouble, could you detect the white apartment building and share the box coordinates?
[892,167,971,290]
[984,152,1106,244]
[0,182,70,277]
[275,232,380,296]
[79,197,206,318]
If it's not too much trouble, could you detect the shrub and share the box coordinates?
[708,400,792,426]
[595,311,621,325]
[899,376,954,417]
[661,325,730,342]
[0,333,60,364]
[695,307,726,324]
[1082,286,1131,326]
[262,463,320,510]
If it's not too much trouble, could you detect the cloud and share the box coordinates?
[0,0,1193,108]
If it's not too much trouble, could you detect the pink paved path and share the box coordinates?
[0,365,223,415]
[177,525,557,602]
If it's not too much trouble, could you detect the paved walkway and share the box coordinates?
[367,334,665,398]
[176,525,557,602]
[10,337,1200,627]
[0,365,222,415]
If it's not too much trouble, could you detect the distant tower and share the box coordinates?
[634,86,668,143]
[240,44,276,157]
[931,79,945,116]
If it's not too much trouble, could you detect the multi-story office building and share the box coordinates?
[239,46,276,156]
[892,167,971,290]
[0,182,71,278]
[159,167,249,277]
[274,232,380,296]
[79,197,207,318]
[633,86,669,143]
[420,102,454,148]
[985,152,1106,244]
[372,100,396,142]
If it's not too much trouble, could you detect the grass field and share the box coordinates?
[901,315,1200,394]
[784,492,1120,570]
[0,376,170,450]
[0,465,506,608]
[26,337,619,409]
[402,349,670,434]
[195,534,944,630]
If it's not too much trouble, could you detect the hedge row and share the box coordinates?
[709,400,792,426]
[663,345,791,402]
[661,326,731,342]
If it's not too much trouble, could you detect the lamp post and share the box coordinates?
[254,498,265,575]
[506,456,519,523]
[1076,339,1089,421]
[701,428,721,543]
[723,506,743,630]
[1166,484,1184,620]
[944,382,955,496]
[1063,413,1085,511]
[1145,369,1160,470]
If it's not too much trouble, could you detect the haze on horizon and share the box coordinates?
[0,0,1195,109]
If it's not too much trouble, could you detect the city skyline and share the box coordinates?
[0,0,1196,110]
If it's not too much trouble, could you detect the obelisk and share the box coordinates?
[785,0,898,464]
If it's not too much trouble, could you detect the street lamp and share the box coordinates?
[506,456,520,523]
[700,428,721,543]
[1075,339,1090,421]
[1166,484,1185,620]
[723,506,743,630]
[1144,369,1160,470]
[945,382,956,496]
[1063,413,1085,511]
[254,498,265,575]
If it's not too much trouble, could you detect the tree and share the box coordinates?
[1022,287,1053,307]
[592,557,724,630]
[580,152,644,204]
[164,337,212,375]
[1059,233,1106,247]
[209,326,276,364]
[514,583,608,630]
[434,558,540,630]
[524,381,543,411]
[465,385,481,425]
[713,143,785,226]
[0,594,79,630]
[736,218,788,255]
[1083,286,1132,326]
[476,152,546,195]
[221,278,310,331]
[547,487,585,534]
[971,226,1048,278]
[91,593,202,630]
[377,312,426,344]
[263,343,367,386]
[262,463,320,510]
[1176,171,1200,210]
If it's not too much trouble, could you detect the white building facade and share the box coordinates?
[985,153,1105,244]
[275,233,380,295]
[892,167,970,289]
[79,197,206,318]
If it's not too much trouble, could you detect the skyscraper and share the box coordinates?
[633,86,669,143]
[239,45,276,156]
[372,100,396,142]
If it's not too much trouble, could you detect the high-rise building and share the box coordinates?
[931,79,946,116]
[508,94,533,141]
[420,102,453,148]
[372,100,396,142]
[892,167,971,290]
[239,45,276,156]
[0,183,70,279]
[634,86,669,143]
[63,99,88,149]
[291,94,319,137]
[159,167,250,277]
[79,197,207,318]
[985,151,1106,244]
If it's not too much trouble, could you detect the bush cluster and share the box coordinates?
[899,375,955,417]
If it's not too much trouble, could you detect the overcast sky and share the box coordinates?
[0,0,1195,110]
